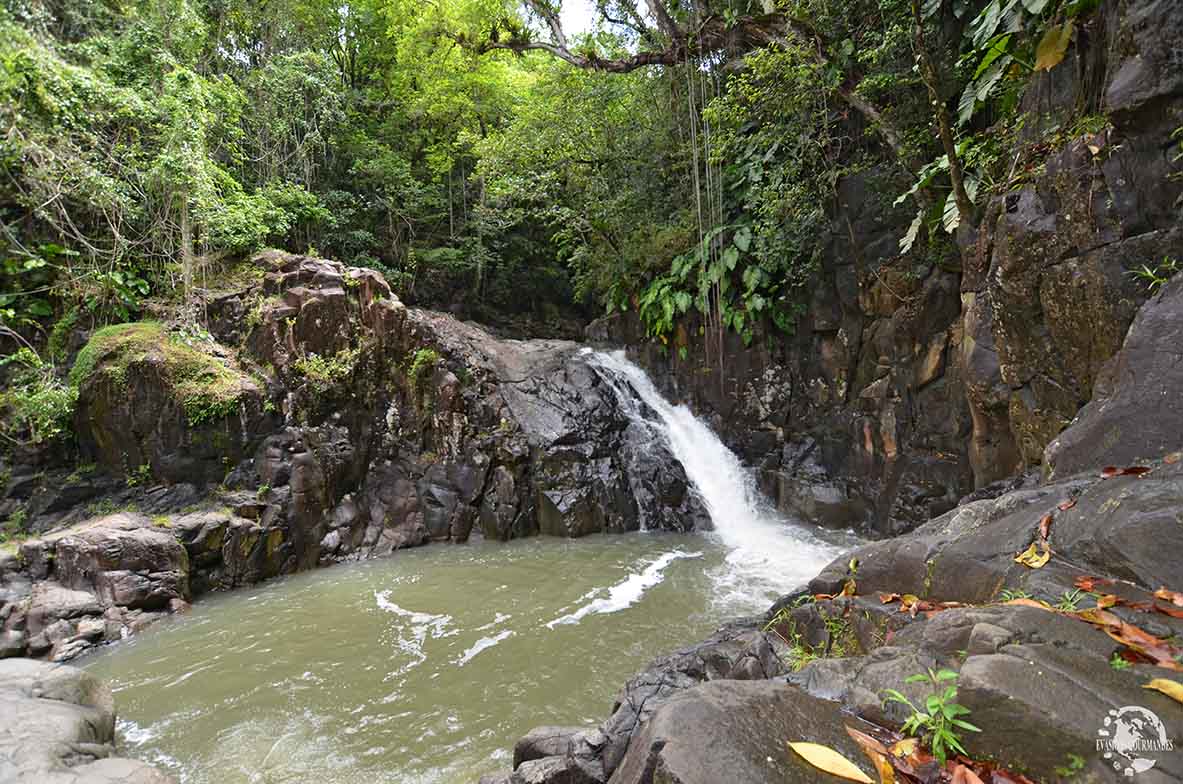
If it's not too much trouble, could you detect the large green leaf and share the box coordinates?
[899,210,924,254]
[732,226,752,252]
[722,246,739,271]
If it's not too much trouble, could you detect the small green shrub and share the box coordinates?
[292,346,360,395]
[1,506,28,543]
[0,347,77,446]
[1130,256,1179,293]
[407,348,440,392]
[883,668,980,764]
[1109,653,1132,671]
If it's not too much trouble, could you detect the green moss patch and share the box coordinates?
[70,322,253,426]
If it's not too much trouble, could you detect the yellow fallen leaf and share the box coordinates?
[889,737,918,758]
[1014,542,1051,569]
[868,751,895,784]
[839,578,857,598]
[1144,678,1183,705]
[788,741,875,783]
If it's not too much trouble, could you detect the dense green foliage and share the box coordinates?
[0,0,1104,436]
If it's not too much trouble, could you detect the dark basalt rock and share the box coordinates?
[610,680,874,784]
[1046,275,1183,478]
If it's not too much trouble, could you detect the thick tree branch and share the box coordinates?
[910,0,973,224]
[477,4,917,175]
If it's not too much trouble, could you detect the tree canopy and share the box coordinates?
[0,0,1099,349]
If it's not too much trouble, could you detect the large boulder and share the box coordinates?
[72,322,273,486]
[0,658,175,783]
[609,680,872,784]
[1046,275,1183,477]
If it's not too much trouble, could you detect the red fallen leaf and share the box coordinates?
[951,764,986,784]
[1038,513,1053,542]
[1096,594,1119,609]
[1155,587,1183,607]
[1057,498,1077,511]
[1153,603,1183,620]
[1075,575,1114,591]
[879,592,902,604]
[1102,465,1153,478]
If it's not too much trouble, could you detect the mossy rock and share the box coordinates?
[71,322,274,484]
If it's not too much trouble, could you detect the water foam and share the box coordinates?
[587,350,851,606]
[546,549,702,628]
[373,591,453,673]
[455,630,515,666]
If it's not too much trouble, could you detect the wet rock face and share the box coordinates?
[0,658,176,783]
[1045,276,1183,478]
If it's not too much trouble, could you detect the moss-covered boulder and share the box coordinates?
[71,322,273,485]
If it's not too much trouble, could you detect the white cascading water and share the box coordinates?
[587,349,851,606]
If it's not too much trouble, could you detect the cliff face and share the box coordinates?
[590,0,1183,539]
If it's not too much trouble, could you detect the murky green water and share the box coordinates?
[83,531,845,784]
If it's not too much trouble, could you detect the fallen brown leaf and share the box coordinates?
[1101,465,1152,478]
[1154,587,1183,607]
[1002,598,1054,610]
[845,726,888,757]
[952,763,986,784]
[1153,602,1183,620]
[1038,513,1053,542]
[1057,498,1077,511]
[1075,576,1114,591]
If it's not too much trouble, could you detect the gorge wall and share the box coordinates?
[590,0,1183,538]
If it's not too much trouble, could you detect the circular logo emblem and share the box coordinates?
[1096,705,1175,777]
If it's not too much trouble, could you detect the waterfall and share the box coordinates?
[587,349,851,604]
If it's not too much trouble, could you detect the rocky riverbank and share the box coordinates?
[482,280,1183,784]
[0,658,174,783]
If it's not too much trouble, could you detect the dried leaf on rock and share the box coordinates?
[1144,678,1183,705]
[1038,513,1053,542]
[951,763,987,784]
[787,741,875,783]
[1057,498,1077,511]
[1002,598,1053,610]
[1075,576,1114,591]
[1154,587,1183,607]
[1101,465,1152,478]
[1014,542,1051,569]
